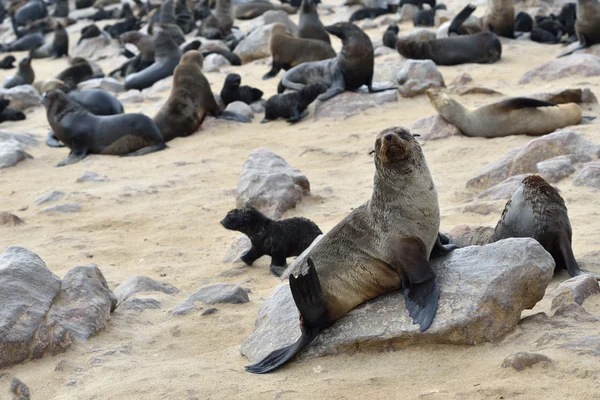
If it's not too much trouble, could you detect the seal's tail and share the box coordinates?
[448,4,476,35]
[245,259,327,374]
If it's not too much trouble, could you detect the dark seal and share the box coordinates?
[30,23,69,58]
[220,73,263,106]
[298,0,330,44]
[4,56,34,89]
[262,83,328,123]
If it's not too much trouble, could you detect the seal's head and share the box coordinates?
[224,73,241,89]
[324,22,356,39]
[180,50,204,69]
[426,89,462,116]
[372,127,423,174]
[19,56,31,69]
[220,206,267,232]
[386,24,399,34]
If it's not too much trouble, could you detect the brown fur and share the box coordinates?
[576,0,600,46]
[482,0,514,38]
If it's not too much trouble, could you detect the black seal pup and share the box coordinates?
[298,0,330,44]
[4,56,34,89]
[54,57,94,91]
[262,83,328,123]
[221,206,323,276]
[44,89,166,166]
[0,99,26,123]
[77,24,102,45]
[383,24,399,49]
[514,12,533,32]
[245,127,448,373]
[0,55,16,69]
[220,73,263,106]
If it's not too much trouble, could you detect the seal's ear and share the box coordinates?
[412,134,421,138]
[368,149,375,155]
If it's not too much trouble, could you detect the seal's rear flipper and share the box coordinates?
[122,142,167,157]
[430,232,458,259]
[497,97,557,111]
[218,110,252,123]
[404,279,439,331]
[552,230,587,278]
[448,4,476,35]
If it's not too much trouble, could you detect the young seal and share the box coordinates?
[0,99,25,123]
[277,57,337,93]
[30,23,69,58]
[318,22,396,101]
[262,83,328,123]
[109,31,156,78]
[197,0,233,39]
[514,12,533,33]
[263,23,336,79]
[55,57,94,91]
[396,32,502,66]
[492,175,598,279]
[298,0,330,44]
[153,51,250,143]
[0,55,16,69]
[220,73,263,106]
[382,24,399,49]
[220,206,323,276]
[44,89,166,166]
[4,56,34,89]
[124,29,182,91]
[427,90,582,137]
[78,24,102,45]
[245,127,446,374]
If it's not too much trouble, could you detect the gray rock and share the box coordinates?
[398,4,420,21]
[406,114,461,140]
[118,90,144,104]
[462,202,499,216]
[396,59,445,97]
[0,212,25,226]
[203,53,231,73]
[201,307,218,316]
[11,377,30,400]
[241,238,555,363]
[467,130,600,190]
[0,131,38,147]
[223,235,252,263]
[250,10,298,36]
[501,352,552,371]
[42,203,81,213]
[225,101,254,120]
[550,274,600,311]
[529,88,598,104]
[476,174,531,200]
[118,297,162,312]
[76,171,108,183]
[0,85,42,110]
[314,88,398,120]
[250,99,266,114]
[448,225,495,247]
[172,284,250,315]
[234,24,274,63]
[379,15,400,26]
[400,28,437,42]
[114,276,180,303]
[374,46,396,57]
[519,54,600,84]
[35,190,65,205]
[0,140,32,169]
[72,35,122,62]
[360,19,378,30]
[558,335,600,357]
[236,147,310,218]
[77,77,124,93]
[573,161,600,189]
[536,155,591,183]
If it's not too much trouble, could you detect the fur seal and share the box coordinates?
[382,24,399,49]
[52,0,69,17]
[14,0,47,27]
[153,51,250,143]
[514,11,533,33]
[298,0,330,44]
[4,56,34,89]
[220,73,263,106]
[492,175,598,279]
[245,127,448,373]
[427,90,582,137]
[75,0,94,9]
[349,6,394,22]
[44,89,166,166]
[562,0,600,55]
[264,23,336,79]
[413,4,446,27]
[0,99,25,123]
[262,83,327,123]
[124,29,182,91]
[109,31,156,77]
[197,0,233,39]
[30,23,68,58]
[0,55,16,69]
[234,2,296,20]
[277,57,337,93]
[449,1,514,38]
[396,32,502,66]
[78,24,101,45]
[0,32,44,52]
[318,22,396,101]
[175,0,195,34]
[55,57,94,91]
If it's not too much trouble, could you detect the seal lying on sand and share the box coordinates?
[397,32,502,65]
[427,90,582,137]
[277,58,337,93]
[246,126,451,373]
[44,89,165,166]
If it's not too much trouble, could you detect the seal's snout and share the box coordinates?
[385,133,393,142]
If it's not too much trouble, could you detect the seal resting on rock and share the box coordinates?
[245,126,453,373]
[220,206,323,276]
[30,23,69,58]
[262,83,328,123]
[44,89,166,166]
[427,90,582,137]
[263,23,336,80]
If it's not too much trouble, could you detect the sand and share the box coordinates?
[1,1,600,399]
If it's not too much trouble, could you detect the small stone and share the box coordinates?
[223,236,252,263]
[396,60,445,97]
[573,161,600,189]
[35,190,65,205]
[172,284,250,315]
[501,352,552,371]
[11,377,30,399]
[0,212,24,226]
[225,101,254,120]
[203,53,231,73]
[0,140,32,169]
[201,307,217,316]
[462,202,499,216]
[314,88,398,120]
[114,276,179,303]
[519,54,600,84]
[550,274,600,310]
[118,297,162,312]
[118,90,145,104]
[450,73,473,86]
[360,19,377,30]
[374,46,396,57]
[406,114,461,141]
[398,4,420,21]
[76,171,108,183]
[42,203,81,213]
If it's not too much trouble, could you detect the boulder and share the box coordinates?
[114,276,180,303]
[0,140,32,169]
[573,161,600,189]
[448,226,495,247]
[241,238,555,363]
[42,203,81,213]
[314,87,398,120]
[77,77,124,93]
[519,54,600,84]
[225,101,254,120]
[118,90,144,104]
[0,131,38,146]
[250,10,298,36]
[467,130,600,190]
[203,53,231,73]
[406,114,461,140]
[396,59,445,97]
[0,85,42,110]
[476,174,531,200]
[398,4,420,21]
[236,147,310,218]
[234,24,274,63]
[550,274,600,311]
[536,155,591,183]
[529,88,598,104]
[72,35,122,62]
[172,283,250,315]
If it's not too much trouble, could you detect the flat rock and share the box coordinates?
[406,114,461,141]
[0,85,42,110]
[42,203,81,213]
[118,90,144,104]
[236,147,310,218]
[223,235,252,263]
[203,53,231,73]
[476,174,531,200]
[76,171,108,183]
[0,131,39,146]
[501,352,552,371]
[0,140,32,169]
[72,35,122,62]
[250,99,266,114]
[529,88,598,104]
[234,24,274,63]
[114,276,180,303]
[0,212,25,226]
[396,59,445,97]
[241,238,554,363]
[35,190,65,204]
[573,161,600,189]
[11,377,30,400]
[467,130,600,190]
[314,88,398,120]
[225,101,254,120]
[550,274,600,311]
[374,46,396,57]
[462,202,499,216]
[118,297,162,312]
[172,283,250,315]
[448,225,495,247]
[519,54,600,84]
[77,77,124,93]
[536,154,591,183]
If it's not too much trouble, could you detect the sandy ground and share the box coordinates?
[1,1,600,399]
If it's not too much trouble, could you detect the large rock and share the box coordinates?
[476,174,530,200]
[234,24,274,63]
[396,60,445,97]
[172,283,250,315]
[114,276,180,303]
[203,53,231,72]
[236,147,310,218]
[573,161,600,189]
[0,140,32,169]
[406,114,461,141]
[72,35,122,62]
[519,54,600,84]
[0,247,116,368]
[467,130,600,190]
[536,154,591,183]
[0,131,39,146]
[0,85,42,110]
[550,274,600,311]
[241,238,555,363]
[250,10,298,36]
[314,88,398,120]
[529,88,598,104]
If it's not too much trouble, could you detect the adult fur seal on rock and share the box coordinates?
[4,56,34,89]
[298,0,330,44]
[245,126,453,374]
[44,89,165,166]
[277,57,337,93]
[263,23,336,79]
[427,90,582,137]
[30,23,69,58]
[396,32,502,66]
[492,175,599,279]
[153,51,250,143]
[124,29,182,91]
[318,22,396,101]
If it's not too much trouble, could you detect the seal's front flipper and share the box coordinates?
[57,150,88,167]
[429,232,458,259]
[404,279,439,332]
[262,64,282,80]
[448,4,476,35]
[46,131,65,147]
[218,110,252,123]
